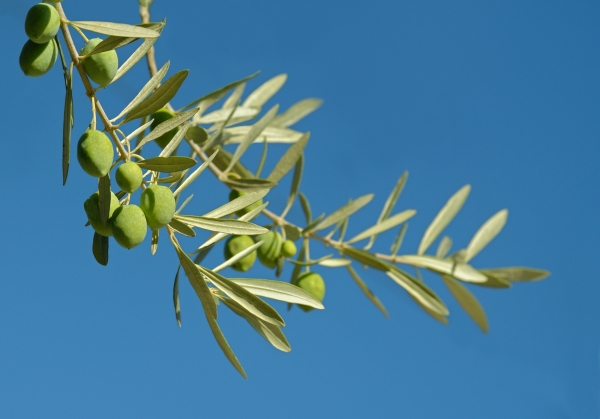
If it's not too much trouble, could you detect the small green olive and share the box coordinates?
[77,130,114,178]
[224,235,257,272]
[25,4,60,44]
[83,191,120,237]
[296,272,325,312]
[150,108,178,149]
[80,38,118,87]
[110,205,147,249]
[115,162,143,193]
[140,184,176,230]
[281,240,297,258]
[255,230,283,269]
[19,39,57,77]
[229,189,264,216]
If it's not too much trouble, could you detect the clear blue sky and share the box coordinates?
[1,0,598,417]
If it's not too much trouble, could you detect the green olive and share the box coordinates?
[150,108,178,149]
[115,162,143,193]
[110,205,147,249]
[224,235,257,272]
[229,189,264,216]
[19,39,57,77]
[296,272,325,312]
[80,38,118,87]
[255,230,283,269]
[25,4,60,44]
[140,184,176,230]
[281,240,297,258]
[83,191,120,237]
[77,130,114,178]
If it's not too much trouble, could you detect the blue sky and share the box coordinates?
[0,0,598,417]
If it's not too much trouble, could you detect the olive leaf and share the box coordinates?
[464,209,508,262]
[281,154,304,218]
[185,126,208,145]
[272,98,323,128]
[313,194,374,232]
[267,132,310,183]
[173,266,181,327]
[390,223,408,257]
[298,192,312,224]
[134,109,199,151]
[392,255,487,283]
[255,137,268,177]
[228,278,324,309]
[159,121,190,158]
[70,21,160,38]
[242,74,287,109]
[151,229,159,255]
[174,244,217,319]
[136,156,197,172]
[174,215,268,235]
[126,118,154,146]
[62,64,73,186]
[386,268,449,316]
[479,267,550,282]
[205,310,247,379]
[220,177,277,192]
[168,218,196,237]
[98,175,111,225]
[346,265,388,318]
[198,107,259,125]
[180,71,260,112]
[173,149,219,197]
[213,241,263,273]
[203,189,269,219]
[436,236,453,258]
[440,274,488,333]
[223,126,304,144]
[83,21,165,56]
[92,232,108,266]
[346,209,416,245]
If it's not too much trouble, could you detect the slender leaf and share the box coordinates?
[213,241,263,273]
[267,132,310,183]
[229,278,324,309]
[390,223,408,256]
[98,175,111,225]
[84,22,165,56]
[151,229,158,255]
[272,98,323,127]
[436,236,453,258]
[298,192,312,224]
[318,258,352,267]
[223,126,303,144]
[221,177,277,192]
[62,68,72,185]
[175,215,268,235]
[92,232,108,266]
[134,109,199,151]
[204,307,247,378]
[159,122,190,157]
[479,267,550,282]
[126,118,154,144]
[71,21,160,38]
[255,137,268,177]
[347,209,416,244]
[223,83,246,110]
[441,274,488,333]
[174,245,217,319]
[243,74,287,108]
[465,209,508,262]
[393,255,488,283]
[281,154,303,217]
[173,150,218,197]
[346,265,388,318]
[173,266,181,327]
[175,194,194,215]
[474,273,512,288]
[203,189,269,219]
[169,218,196,237]
[387,268,449,316]
[314,194,374,231]
[136,156,197,172]
[283,225,302,242]
[180,72,260,112]
[198,107,258,125]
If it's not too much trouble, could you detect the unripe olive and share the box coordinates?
[84,191,120,237]
[25,4,60,44]
[77,130,114,177]
[281,240,297,258]
[229,189,264,216]
[115,162,143,193]
[255,230,283,269]
[296,272,325,312]
[224,235,257,272]
[140,184,176,230]
[110,205,147,249]
[80,38,118,87]
[19,39,57,77]
[150,108,178,149]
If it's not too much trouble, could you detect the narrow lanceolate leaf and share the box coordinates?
[474,273,512,288]
[342,247,393,272]
[298,192,312,224]
[225,105,279,173]
[84,22,166,56]
[221,298,291,352]
[255,137,268,177]
[173,150,218,197]
[198,267,285,327]
[92,233,108,266]
[174,245,217,319]
[286,255,334,267]
[318,258,352,267]
[441,274,488,333]
[136,156,197,172]
[198,107,258,125]
[347,209,416,245]
[418,185,471,255]
[479,267,550,283]
[126,118,154,145]
[223,83,246,110]
[134,109,199,152]
[62,68,73,185]
[465,209,508,262]
[159,122,190,158]
[272,98,323,127]
[70,21,160,38]
[390,223,408,256]
[180,71,260,112]
[393,255,488,283]
[203,189,269,219]
[173,266,181,327]
[175,215,268,235]
[157,172,184,184]
[205,307,247,378]
[282,155,303,217]
[168,218,196,237]
[267,132,310,183]
[314,194,374,232]
[346,265,388,318]
[213,241,263,273]
[223,126,304,144]
[151,229,159,255]
[243,74,287,108]
[436,236,453,258]
[229,278,324,309]
[221,177,277,192]
[387,268,449,316]
[112,61,170,122]
[98,175,111,225]
[123,70,189,123]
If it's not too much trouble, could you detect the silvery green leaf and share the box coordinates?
[173,266,181,327]
[175,215,268,235]
[159,121,190,157]
[474,272,512,288]
[346,209,416,245]
[229,278,324,309]
[272,98,323,128]
[112,61,170,122]
[175,194,193,215]
[346,265,388,318]
[203,106,240,151]
[156,172,184,184]
[203,189,269,219]
[185,126,208,145]
[123,70,189,123]
[318,258,352,267]
[205,308,247,378]
[410,295,449,325]
[342,247,392,271]
[221,177,277,192]
[453,263,488,283]
[441,274,488,333]
[418,185,471,255]
[62,67,72,186]
[198,267,284,327]
[174,245,217,319]
[134,109,199,152]
[209,146,254,178]
[223,83,246,110]
[387,268,449,316]
[479,267,550,282]
[314,194,374,231]
[92,232,108,266]
[151,229,158,255]
[213,241,263,273]
[283,225,302,242]
[302,213,325,233]
[267,132,310,183]
[71,21,160,38]
[298,192,312,224]
[198,107,259,125]
[286,254,334,267]
[168,218,196,237]
[255,138,268,178]
[223,126,304,144]
[126,118,154,145]
[243,74,287,108]
[180,72,260,112]
[221,298,291,352]
[390,223,408,257]
[225,105,279,173]
[436,236,452,258]
[281,155,304,218]
[137,156,196,172]
[173,150,218,197]
[392,255,487,283]
[465,209,508,262]
[84,22,165,56]
[98,175,111,225]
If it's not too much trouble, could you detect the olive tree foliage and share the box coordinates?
[19,0,550,378]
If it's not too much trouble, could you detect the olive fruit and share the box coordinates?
[110,205,147,249]
[255,230,283,269]
[19,39,57,77]
[229,189,264,216]
[83,191,120,237]
[24,4,60,44]
[296,272,325,312]
[224,235,257,272]
[115,162,143,193]
[140,184,176,230]
[77,130,114,177]
[281,240,297,258]
[80,38,118,87]
[150,108,178,148]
